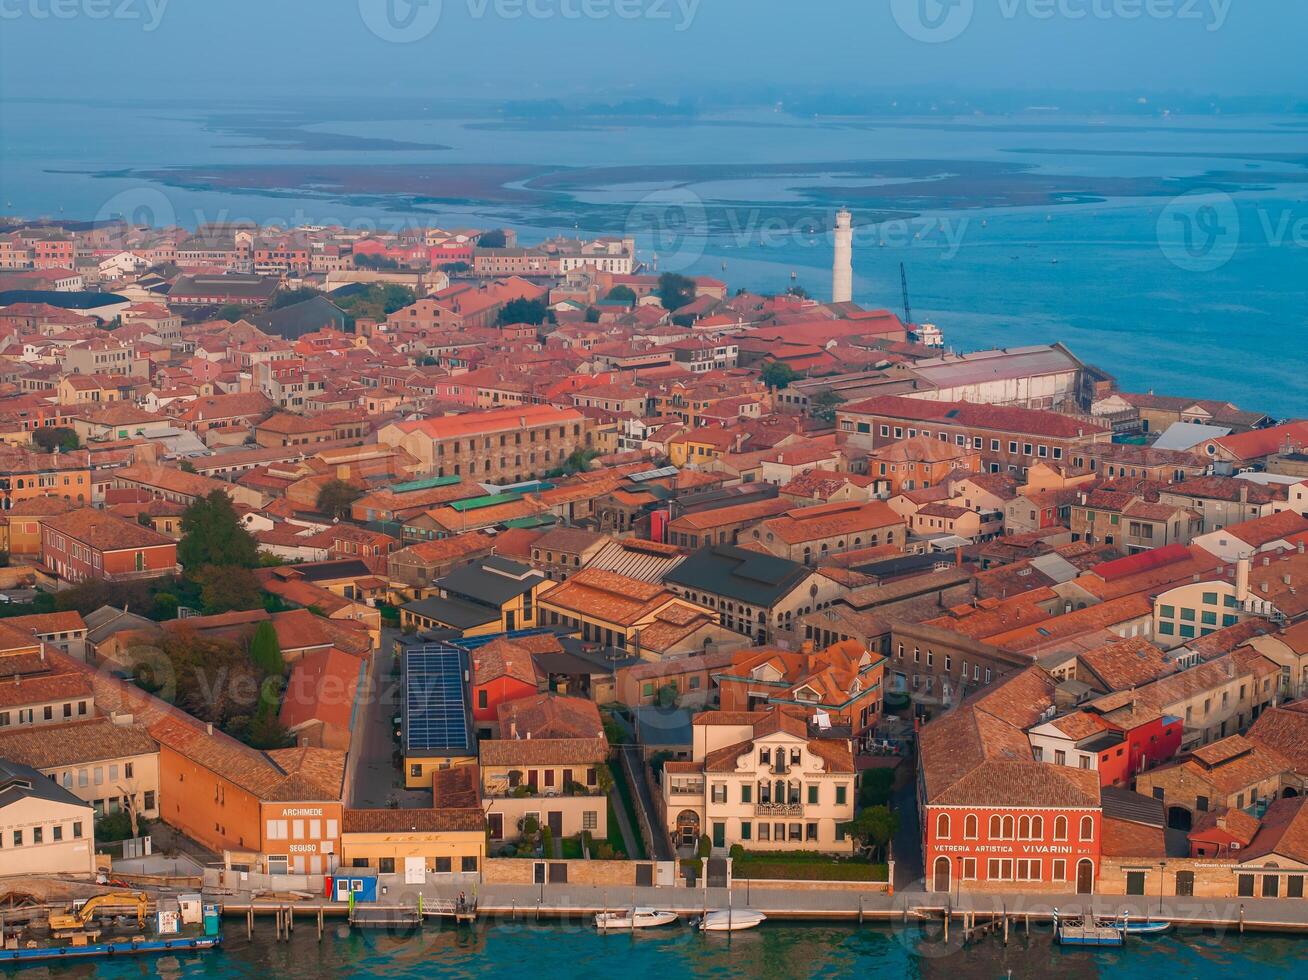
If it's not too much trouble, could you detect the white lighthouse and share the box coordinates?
[832,208,853,304]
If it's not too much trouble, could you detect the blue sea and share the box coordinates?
[14,918,1306,979]
[0,99,1305,416]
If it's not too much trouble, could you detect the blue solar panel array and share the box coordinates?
[403,646,474,755]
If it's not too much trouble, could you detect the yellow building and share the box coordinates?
[400,556,549,638]
[341,807,486,875]
[0,447,92,509]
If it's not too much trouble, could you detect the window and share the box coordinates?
[1052,859,1066,881]
[964,814,978,839]
[741,821,752,841]
[583,810,598,831]
[835,785,847,806]
[936,813,950,839]
[807,785,818,805]
[462,856,478,873]
[1016,859,1041,881]
[711,784,727,804]
[987,858,1013,881]
[1079,815,1094,841]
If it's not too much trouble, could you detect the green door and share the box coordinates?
[712,822,725,848]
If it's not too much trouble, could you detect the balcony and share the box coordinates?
[755,802,803,817]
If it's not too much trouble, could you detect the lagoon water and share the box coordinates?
[21,919,1307,979]
[1,98,1305,414]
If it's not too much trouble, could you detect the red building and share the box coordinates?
[469,637,542,739]
[918,667,1103,894]
[41,508,179,584]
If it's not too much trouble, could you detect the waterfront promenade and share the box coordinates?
[214,878,1308,935]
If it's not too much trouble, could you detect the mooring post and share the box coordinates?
[247,907,253,939]
[1239,904,1245,935]
[1003,915,1009,946]
[318,905,324,941]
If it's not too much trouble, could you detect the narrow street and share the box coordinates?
[621,744,673,861]
[350,627,425,808]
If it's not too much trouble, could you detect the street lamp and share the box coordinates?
[1158,860,1167,917]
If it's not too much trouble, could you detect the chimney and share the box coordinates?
[510,720,518,739]
[1236,556,1250,603]
[1239,484,1248,504]
[206,722,213,735]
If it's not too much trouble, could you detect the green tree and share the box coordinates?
[497,297,549,326]
[316,479,363,519]
[760,360,800,390]
[442,260,472,275]
[605,285,637,303]
[840,805,900,862]
[657,272,696,311]
[810,389,846,424]
[697,834,713,859]
[248,676,292,750]
[584,307,601,323]
[478,229,508,248]
[32,427,79,453]
[216,304,245,322]
[195,564,263,614]
[178,460,196,473]
[178,491,260,578]
[270,286,323,309]
[786,284,811,299]
[250,620,285,677]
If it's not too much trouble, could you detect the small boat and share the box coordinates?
[698,908,766,932]
[595,908,678,930]
[1108,916,1171,936]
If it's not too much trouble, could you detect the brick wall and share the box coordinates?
[483,858,656,886]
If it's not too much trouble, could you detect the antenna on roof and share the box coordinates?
[900,263,913,326]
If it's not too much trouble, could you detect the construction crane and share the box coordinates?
[900,262,914,326]
[48,891,148,938]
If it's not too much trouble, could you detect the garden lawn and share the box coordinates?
[732,850,888,882]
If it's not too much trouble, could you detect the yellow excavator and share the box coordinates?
[48,892,148,940]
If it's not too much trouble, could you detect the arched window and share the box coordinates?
[989,815,1001,839]
[964,814,978,840]
[1018,816,1031,840]
[936,813,950,839]
[1054,815,1068,841]
[1080,815,1094,842]
[1001,815,1015,840]
[1031,816,1044,839]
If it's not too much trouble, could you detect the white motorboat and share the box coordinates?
[595,908,678,930]
[697,908,766,932]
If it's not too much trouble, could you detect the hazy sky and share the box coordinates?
[0,0,1303,103]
